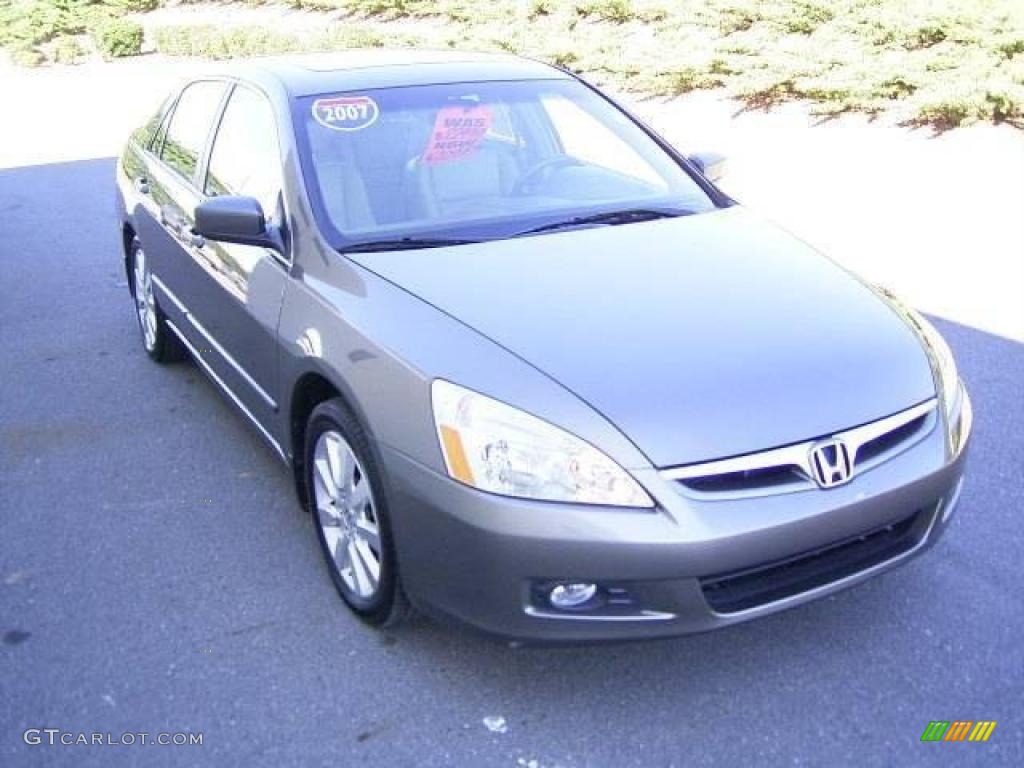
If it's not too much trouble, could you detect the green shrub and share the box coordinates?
[575,0,636,24]
[9,42,46,66]
[549,48,579,68]
[92,17,143,58]
[49,0,100,12]
[910,77,993,126]
[877,74,917,98]
[155,21,408,59]
[779,1,833,35]
[294,0,346,10]
[914,98,978,126]
[51,34,84,63]
[997,38,1024,58]
[640,5,667,22]
[3,0,81,46]
[664,66,709,94]
[315,25,385,50]
[151,25,193,56]
[154,25,302,58]
[911,23,948,49]
[343,0,418,18]
[2,0,1021,129]
[529,0,552,19]
[717,3,762,35]
[106,0,160,12]
[985,82,1023,120]
[21,1,65,40]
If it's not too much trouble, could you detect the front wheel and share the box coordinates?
[130,237,182,363]
[305,398,406,626]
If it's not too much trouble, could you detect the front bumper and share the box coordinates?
[383,398,970,643]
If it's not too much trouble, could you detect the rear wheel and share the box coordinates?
[130,237,182,363]
[305,398,407,626]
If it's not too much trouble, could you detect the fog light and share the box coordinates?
[549,582,598,609]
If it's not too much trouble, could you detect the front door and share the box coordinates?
[187,83,290,432]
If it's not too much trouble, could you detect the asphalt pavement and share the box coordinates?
[1,156,1022,767]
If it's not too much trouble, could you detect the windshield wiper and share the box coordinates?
[510,207,691,238]
[340,237,481,254]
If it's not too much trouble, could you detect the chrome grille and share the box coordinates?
[662,399,937,499]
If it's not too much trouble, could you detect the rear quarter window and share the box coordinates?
[131,96,173,150]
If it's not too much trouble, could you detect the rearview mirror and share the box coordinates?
[687,151,727,183]
[194,196,284,252]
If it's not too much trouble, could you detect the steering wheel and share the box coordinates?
[512,156,583,196]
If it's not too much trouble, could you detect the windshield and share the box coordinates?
[295,78,718,249]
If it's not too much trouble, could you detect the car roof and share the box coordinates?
[207,50,570,97]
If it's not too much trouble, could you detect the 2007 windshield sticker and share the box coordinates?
[312,96,380,132]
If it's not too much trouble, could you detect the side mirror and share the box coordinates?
[687,151,727,183]
[194,196,284,252]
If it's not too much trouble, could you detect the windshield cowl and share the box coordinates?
[339,237,483,254]
[508,206,694,238]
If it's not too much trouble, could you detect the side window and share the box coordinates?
[205,86,282,220]
[160,81,227,182]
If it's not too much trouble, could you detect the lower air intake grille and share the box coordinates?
[700,508,931,614]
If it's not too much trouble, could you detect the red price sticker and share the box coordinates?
[422,104,493,166]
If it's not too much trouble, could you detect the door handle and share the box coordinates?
[160,207,182,232]
[134,177,150,195]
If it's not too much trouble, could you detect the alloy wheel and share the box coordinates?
[312,430,382,600]
[133,246,157,351]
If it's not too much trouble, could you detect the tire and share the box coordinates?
[305,398,408,626]
[129,237,183,363]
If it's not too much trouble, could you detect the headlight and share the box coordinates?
[431,380,653,508]
[907,310,961,419]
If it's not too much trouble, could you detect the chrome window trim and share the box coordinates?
[661,398,938,494]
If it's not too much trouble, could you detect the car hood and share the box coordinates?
[349,207,936,468]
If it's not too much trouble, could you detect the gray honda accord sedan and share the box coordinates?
[115,50,971,642]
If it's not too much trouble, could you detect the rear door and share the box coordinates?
[188,83,290,429]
